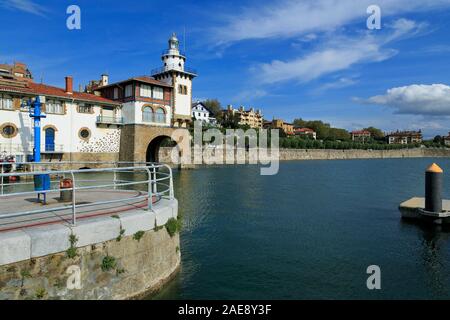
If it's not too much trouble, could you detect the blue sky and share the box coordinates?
[1,0,450,137]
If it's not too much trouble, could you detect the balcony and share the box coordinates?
[142,113,167,125]
[151,65,197,76]
[0,143,64,154]
[96,115,124,125]
[162,49,186,56]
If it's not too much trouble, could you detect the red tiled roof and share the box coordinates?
[0,82,119,105]
[351,130,371,135]
[295,127,315,133]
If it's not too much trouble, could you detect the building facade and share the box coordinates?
[387,130,423,144]
[294,127,317,140]
[0,34,196,164]
[223,105,263,129]
[444,132,450,146]
[192,101,216,125]
[264,119,294,135]
[351,130,371,142]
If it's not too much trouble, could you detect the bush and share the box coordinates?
[166,218,182,237]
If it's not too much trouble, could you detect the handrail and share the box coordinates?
[0,163,174,227]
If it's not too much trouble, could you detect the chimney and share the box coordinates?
[65,76,73,94]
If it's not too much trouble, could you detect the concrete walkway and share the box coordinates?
[0,189,155,232]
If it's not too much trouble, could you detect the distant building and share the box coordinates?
[192,101,216,125]
[264,119,294,135]
[223,105,263,129]
[351,130,371,142]
[294,127,317,140]
[387,130,423,144]
[444,132,450,146]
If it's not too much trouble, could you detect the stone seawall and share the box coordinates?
[278,148,450,161]
[158,147,450,164]
[0,199,180,300]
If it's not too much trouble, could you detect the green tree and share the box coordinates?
[363,127,385,140]
[201,99,222,117]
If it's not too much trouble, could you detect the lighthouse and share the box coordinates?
[152,33,197,128]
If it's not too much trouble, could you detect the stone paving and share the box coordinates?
[0,189,154,232]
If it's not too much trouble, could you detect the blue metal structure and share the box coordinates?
[27,96,50,203]
[29,96,46,162]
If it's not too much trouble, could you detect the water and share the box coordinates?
[151,158,450,299]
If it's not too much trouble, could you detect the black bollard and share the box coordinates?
[425,163,443,213]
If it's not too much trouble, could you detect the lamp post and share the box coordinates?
[29,96,46,162]
[28,96,49,203]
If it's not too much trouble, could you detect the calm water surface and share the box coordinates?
[151,158,450,299]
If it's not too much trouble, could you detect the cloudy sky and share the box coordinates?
[1,0,450,137]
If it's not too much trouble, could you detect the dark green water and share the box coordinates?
[152,158,450,300]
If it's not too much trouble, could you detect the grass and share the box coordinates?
[133,231,145,242]
[101,256,117,272]
[165,218,182,237]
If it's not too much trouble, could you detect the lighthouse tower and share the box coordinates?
[152,33,197,128]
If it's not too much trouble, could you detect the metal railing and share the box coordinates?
[96,115,124,125]
[143,113,167,124]
[0,162,174,227]
[0,143,64,154]
[151,65,197,75]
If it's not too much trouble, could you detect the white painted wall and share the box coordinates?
[0,101,121,159]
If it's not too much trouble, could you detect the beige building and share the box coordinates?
[224,105,263,129]
[264,119,294,135]
[387,130,422,144]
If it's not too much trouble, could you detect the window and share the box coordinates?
[46,100,64,114]
[78,103,93,114]
[0,94,13,110]
[153,87,164,100]
[155,107,166,123]
[113,87,119,99]
[142,106,153,122]
[140,84,152,98]
[125,84,133,97]
[20,97,30,111]
[178,85,188,95]
[1,124,17,138]
[78,128,91,141]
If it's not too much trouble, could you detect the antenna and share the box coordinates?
[183,26,186,53]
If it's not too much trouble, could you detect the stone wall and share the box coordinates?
[157,147,450,164]
[0,199,180,300]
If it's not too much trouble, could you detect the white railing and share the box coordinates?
[0,143,64,154]
[0,162,174,228]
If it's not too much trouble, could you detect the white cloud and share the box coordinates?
[313,77,359,94]
[213,0,450,44]
[358,84,450,116]
[233,89,268,102]
[257,17,423,84]
[0,0,48,16]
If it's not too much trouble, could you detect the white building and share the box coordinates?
[151,33,197,128]
[0,34,197,163]
[192,101,216,125]
[0,70,121,162]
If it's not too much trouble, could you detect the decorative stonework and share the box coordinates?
[0,122,19,138]
[78,127,91,141]
[78,129,120,153]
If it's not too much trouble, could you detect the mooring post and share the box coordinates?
[425,163,443,213]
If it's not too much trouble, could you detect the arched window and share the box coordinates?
[45,128,55,152]
[142,106,154,123]
[155,107,166,123]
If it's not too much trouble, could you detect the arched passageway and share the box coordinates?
[146,135,178,163]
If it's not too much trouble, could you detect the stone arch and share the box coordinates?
[42,124,58,132]
[146,135,173,163]
[119,125,190,165]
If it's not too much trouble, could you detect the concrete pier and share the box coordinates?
[400,198,450,224]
